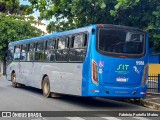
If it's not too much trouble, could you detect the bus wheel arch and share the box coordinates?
[41,75,61,98]
[11,71,17,88]
[41,74,48,89]
[42,75,51,98]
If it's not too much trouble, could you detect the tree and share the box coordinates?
[0,1,45,75]
[28,0,117,32]
[0,14,44,74]
[29,0,160,50]
[0,0,32,15]
[110,0,160,50]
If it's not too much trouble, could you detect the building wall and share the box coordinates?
[149,54,160,75]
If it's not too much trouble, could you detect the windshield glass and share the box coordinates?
[98,28,145,56]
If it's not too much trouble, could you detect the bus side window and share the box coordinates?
[27,43,35,61]
[13,45,20,61]
[45,40,55,62]
[35,41,45,61]
[70,36,74,48]
[83,34,88,47]
[56,37,68,62]
[36,41,44,51]
[69,33,87,62]
[20,44,27,61]
[74,34,84,48]
[7,46,14,61]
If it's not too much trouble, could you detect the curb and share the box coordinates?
[141,99,160,110]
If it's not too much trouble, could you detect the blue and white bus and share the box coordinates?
[6,24,148,99]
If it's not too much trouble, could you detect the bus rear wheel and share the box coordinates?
[42,76,51,98]
[11,73,17,88]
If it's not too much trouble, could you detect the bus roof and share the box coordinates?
[9,25,95,46]
[9,24,144,46]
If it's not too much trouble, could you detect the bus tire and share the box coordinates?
[11,73,17,88]
[42,76,51,98]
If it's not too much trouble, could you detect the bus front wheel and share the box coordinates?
[11,73,17,88]
[42,76,51,98]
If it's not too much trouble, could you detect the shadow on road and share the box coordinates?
[12,85,134,109]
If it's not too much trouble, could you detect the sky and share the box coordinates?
[20,0,56,25]
[20,0,40,21]
[20,0,49,33]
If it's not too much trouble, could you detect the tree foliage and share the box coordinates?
[0,0,32,15]
[0,14,44,60]
[28,0,117,32]
[111,0,160,50]
[29,0,160,49]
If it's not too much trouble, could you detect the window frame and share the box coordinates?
[20,44,27,61]
[34,41,45,61]
[44,39,56,62]
[55,36,69,62]
[13,45,21,61]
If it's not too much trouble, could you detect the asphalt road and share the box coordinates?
[0,76,159,120]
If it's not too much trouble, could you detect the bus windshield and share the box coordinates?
[98,28,145,57]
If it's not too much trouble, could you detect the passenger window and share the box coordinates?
[69,49,86,61]
[46,40,55,50]
[56,37,69,61]
[69,33,88,62]
[35,52,44,61]
[45,50,55,62]
[74,34,84,48]
[35,41,45,61]
[7,46,14,61]
[58,37,68,49]
[29,43,35,51]
[21,44,27,51]
[45,40,56,62]
[20,44,27,61]
[27,43,35,61]
[13,45,20,60]
[36,41,44,51]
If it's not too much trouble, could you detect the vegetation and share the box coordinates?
[0,0,44,74]
[28,0,160,50]
[0,14,44,60]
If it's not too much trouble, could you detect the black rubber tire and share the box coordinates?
[11,73,17,88]
[42,76,51,98]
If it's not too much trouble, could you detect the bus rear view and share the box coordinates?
[83,24,148,99]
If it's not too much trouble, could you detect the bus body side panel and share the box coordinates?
[48,63,83,96]
[7,62,83,96]
[6,62,14,81]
